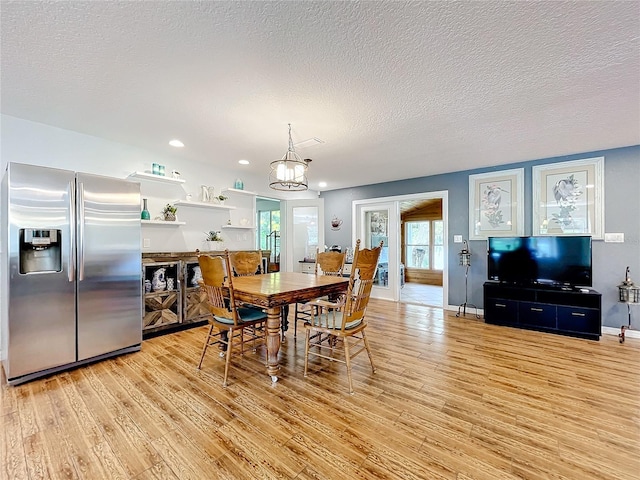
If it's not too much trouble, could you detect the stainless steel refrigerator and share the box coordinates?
[1,162,142,384]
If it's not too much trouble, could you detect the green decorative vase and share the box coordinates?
[141,198,150,220]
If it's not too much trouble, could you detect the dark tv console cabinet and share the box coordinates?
[483,282,601,340]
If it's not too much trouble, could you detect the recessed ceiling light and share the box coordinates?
[318,181,327,188]
[169,139,184,147]
[238,159,250,165]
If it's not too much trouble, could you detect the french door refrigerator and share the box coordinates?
[1,162,142,384]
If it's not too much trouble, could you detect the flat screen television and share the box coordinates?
[487,236,592,287]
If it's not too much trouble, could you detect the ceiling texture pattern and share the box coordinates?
[2,1,639,191]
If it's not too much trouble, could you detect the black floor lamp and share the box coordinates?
[456,240,480,318]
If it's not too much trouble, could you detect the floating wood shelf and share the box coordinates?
[141,220,186,226]
[128,171,185,184]
[173,200,236,210]
[221,188,256,196]
[221,224,254,229]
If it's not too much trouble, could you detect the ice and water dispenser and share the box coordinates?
[19,228,62,274]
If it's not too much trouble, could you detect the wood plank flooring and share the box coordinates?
[2,299,639,480]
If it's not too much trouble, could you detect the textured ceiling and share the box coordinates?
[2,1,639,191]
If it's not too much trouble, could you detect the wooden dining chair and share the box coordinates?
[293,249,346,338]
[229,251,263,276]
[303,239,383,394]
[197,251,267,387]
[229,250,290,338]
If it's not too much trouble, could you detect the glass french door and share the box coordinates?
[354,201,399,301]
[283,198,325,272]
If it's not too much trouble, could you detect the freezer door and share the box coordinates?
[6,163,76,379]
[76,173,142,360]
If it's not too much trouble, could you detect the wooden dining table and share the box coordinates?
[232,272,349,382]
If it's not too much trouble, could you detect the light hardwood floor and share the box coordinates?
[2,299,639,480]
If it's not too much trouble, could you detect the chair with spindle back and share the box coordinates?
[303,239,383,394]
[228,251,263,276]
[197,251,267,387]
[293,248,347,338]
[229,250,290,338]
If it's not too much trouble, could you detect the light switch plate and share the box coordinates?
[454,235,463,243]
[604,233,624,243]
[143,238,151,248]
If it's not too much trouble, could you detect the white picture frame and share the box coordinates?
[532,157,604,239]
[469,168,524,240]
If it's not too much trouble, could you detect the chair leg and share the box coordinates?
[223,328,234,387]
[197,324,215,369]
[362,331,376,373]
[281,304,289,339]
[304,328,311,378]
[294,303,300,338]
[343,336,354,395]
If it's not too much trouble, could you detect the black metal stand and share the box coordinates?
[619,302,635,343]
[456,264,479,318]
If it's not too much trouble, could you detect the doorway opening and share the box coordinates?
[352,191,447,307]
[400,198,444,308]
[257,197,281,272]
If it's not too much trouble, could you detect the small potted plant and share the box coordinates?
[216,194,228,205]
[163,203,177,221]
[205,231,224,251]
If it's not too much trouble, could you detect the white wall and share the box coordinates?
[0,115,316,252]
[0,115,317,355]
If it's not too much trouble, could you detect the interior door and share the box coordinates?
[354,201,398,301]
[283,198,324,272]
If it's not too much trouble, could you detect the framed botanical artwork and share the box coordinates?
[468,168,524,240]
[532,157,604,239]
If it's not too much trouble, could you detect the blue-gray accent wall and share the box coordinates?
[321,145,640,329]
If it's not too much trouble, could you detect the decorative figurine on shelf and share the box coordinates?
[162,204,177,221]
[191,265,203,287]
[151,268,167,292]
[141,198,150,220]
[201,185,210,202]
[216,194,228,205]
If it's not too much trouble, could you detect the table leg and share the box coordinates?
[266,306,282,382]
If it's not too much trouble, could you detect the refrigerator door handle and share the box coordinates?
[68,181,76,282]
[78,182,85,281]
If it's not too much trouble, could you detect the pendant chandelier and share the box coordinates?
[269,123,310,191]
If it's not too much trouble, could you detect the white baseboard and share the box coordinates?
[602,326,640,339]
[443,307,638,339]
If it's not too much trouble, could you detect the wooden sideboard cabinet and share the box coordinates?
[142,250,269,338]
[143,261,182,333]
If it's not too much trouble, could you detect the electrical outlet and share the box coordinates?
[454,235,463,243]
[143,238,151,248]
[604,233,624,243]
